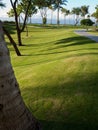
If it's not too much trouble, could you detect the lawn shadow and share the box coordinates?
[14,52,98,67]
[40,120,98,130]
[4,23,16,34]
[18,34,98,57]
[22,72,98,130]
[55,36,95,48]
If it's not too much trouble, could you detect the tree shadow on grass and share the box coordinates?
[13,52,98,67]
[40,120,98,130]
[55,36,95,48]
[21,72,98,130]
[4,23,16,34]
[23,36,93,47]
[20,35,97,54]
[17,34,98,57]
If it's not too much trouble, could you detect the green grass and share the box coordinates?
[88,30,98,36]
[6,25,98,130]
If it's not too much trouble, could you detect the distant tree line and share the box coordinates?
[1,0,98,55]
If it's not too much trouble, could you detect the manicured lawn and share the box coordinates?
[6,25,98,130]
[89,31,98,36]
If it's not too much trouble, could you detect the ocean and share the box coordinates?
[0,16,95,25]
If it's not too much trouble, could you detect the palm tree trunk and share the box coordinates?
[64,15,66,25]
[30,15,32,24]
[25,24,28,37]
[0,22,41,130]
[51,10,53,24]
[57,7,60,25]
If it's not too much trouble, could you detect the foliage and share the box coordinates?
[33,0,51,8]
[10,0,32,46]
[92,5,98,26]
[20,0,37,17]
[80,19,94,26]
[0,0,5,8]
[53,0,67,25]
[72,7,81,15]
[61,8,70,16]
[48,5,55,24]
[43,17,47,24]
[81,5,89,18]
[53,0,67,9]
[8,1,37,21]
[0,1,21,56]
[33,0,52,25]
[92,11,98,20]
[61,8,70,24]
[7,9,15,17]
[71,7,81,25]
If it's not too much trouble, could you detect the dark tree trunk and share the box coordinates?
[10,0,31,46]
[0,21,41,130]
[3,26,21,56]
[17,30,22,46]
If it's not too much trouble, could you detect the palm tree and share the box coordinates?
[33,0,51,25]
[0,0,5,7]
[61,8,70,25]
[28,5,37,24]
[71,7,81,25]
[81,5,89,19]
[49,5,54,24]
[0,21,41,130]
[53,0,67,25]
[91,5,98,27]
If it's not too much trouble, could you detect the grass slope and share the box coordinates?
[6,25,98,130]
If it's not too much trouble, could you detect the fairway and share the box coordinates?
[7,25,98,130]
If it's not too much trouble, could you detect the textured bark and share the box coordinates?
[0,22,41,130]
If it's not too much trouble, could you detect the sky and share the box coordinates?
[0,0,98,22]
[67,0,98,13]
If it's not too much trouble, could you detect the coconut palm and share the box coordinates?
[49,5,54,24]
[61,8,70,25]
[92,5,98,27]
[0,22,41,130]
[71,7,81,25]
[33,0,51,24]
[53,0,67,25]
[0,0,5,7]
[81,5,89,18]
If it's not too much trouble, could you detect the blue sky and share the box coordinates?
[67,0,98,13]
[0,0,98,21]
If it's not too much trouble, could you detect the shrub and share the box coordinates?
[80,19,94,26]
[43,17,47,25]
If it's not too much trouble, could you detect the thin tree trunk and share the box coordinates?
[3,26,21,56]
[30,15,32,24]
[25,23,28,37]
[21,16,28,37]
[10,0,31,46]
[10,0,22,46]
[0,22,41,130]
[17,30,22,46]
[51,10,53,24]
[57,7,60,25]
[64,15,66,25]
